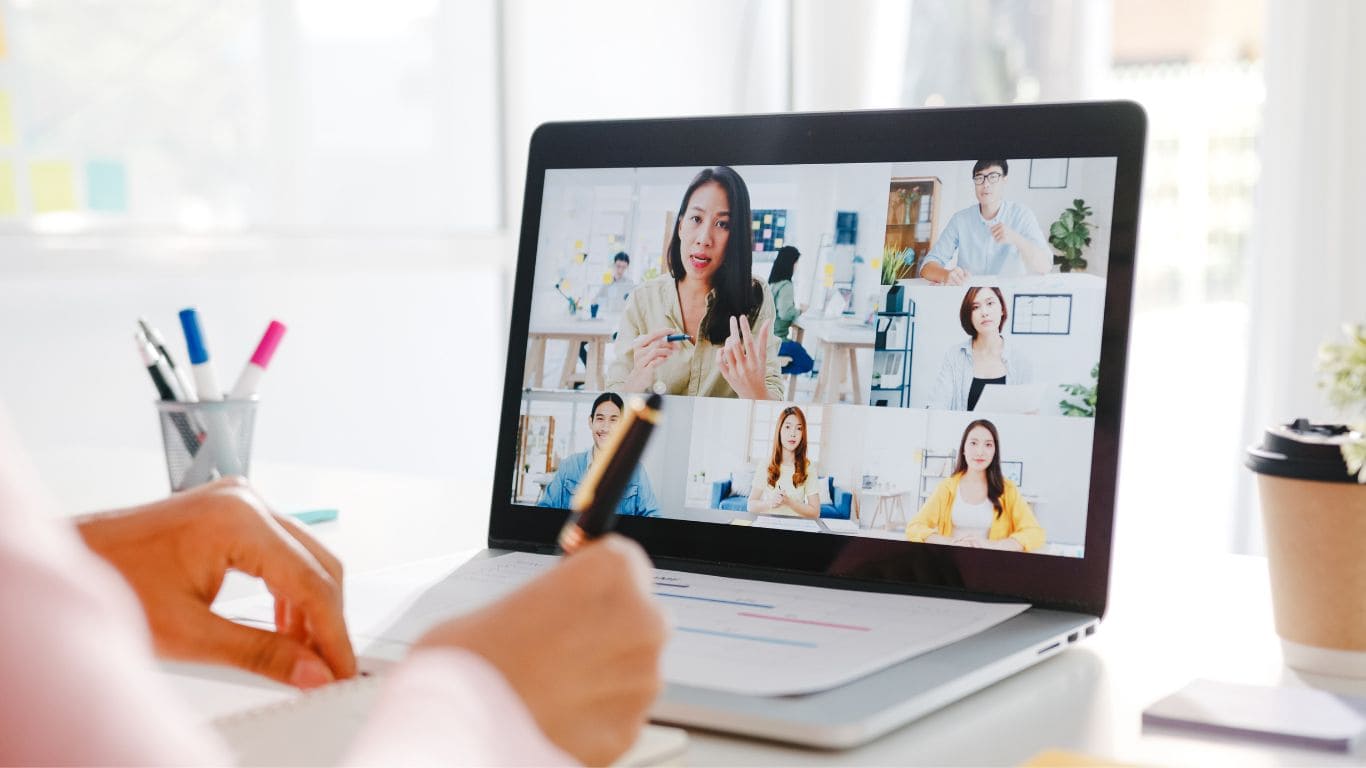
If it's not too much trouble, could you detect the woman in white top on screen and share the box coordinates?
[927,286,1031,411]
[748,405,821,518]
[904,419,1045,551]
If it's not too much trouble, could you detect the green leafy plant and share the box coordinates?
[1049,199,1093,273]
[880,246,914,285]
[1317,324,1366,482]
[1059,363,1098,417]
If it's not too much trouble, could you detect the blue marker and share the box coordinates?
[178,308,223,401]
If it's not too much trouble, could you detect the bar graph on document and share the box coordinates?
[221,552,1029,698]
[649,567,1028,696]
[448,554,1030,697]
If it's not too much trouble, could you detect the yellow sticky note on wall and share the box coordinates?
[0,91,15,147]
[0,160,17,215]
[32,161,78,213]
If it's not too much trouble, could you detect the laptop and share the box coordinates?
[218,103,1143,750]
[485,102,1146,747]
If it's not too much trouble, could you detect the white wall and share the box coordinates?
[501,0,791,235]
[923,411,1093,548]
[821,404,925,497]
[684,398,754,491]
[890,157,1118,278]
[0,254,512,499]
[904,274,1107,412]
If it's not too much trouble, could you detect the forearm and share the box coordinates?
[1019,240,1052,274]
[787,496,821,519]
[919,260,950,283]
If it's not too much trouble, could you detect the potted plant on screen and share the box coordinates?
[1049,199,1093,273]
[1058,363,1098,417]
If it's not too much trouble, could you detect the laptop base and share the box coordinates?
[653,608,1095,749]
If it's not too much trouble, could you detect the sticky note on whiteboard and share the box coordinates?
[86,160,128,212]
[0,160,17,215]
[0,91,14,147]
[32,161,78,213]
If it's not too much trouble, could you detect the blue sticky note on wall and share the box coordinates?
[85,160,127,212]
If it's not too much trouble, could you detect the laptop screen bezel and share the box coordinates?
[490,102,1145,618]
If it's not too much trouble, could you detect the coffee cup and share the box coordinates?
[1246,419,1366,677]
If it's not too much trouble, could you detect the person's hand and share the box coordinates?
[769,489,789,510]
[925,533,954,545]
[416,535,667,766]
[989,221,1021,247]
[623,329,680,392]
[980,537,1025,552]
[77,477,356,689]
[952,534,985,548]
[944,266,970,286]
[716,316,773,399]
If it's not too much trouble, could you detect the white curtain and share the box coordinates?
[1238,0,1366,551]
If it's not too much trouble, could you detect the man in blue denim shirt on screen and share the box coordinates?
[919,160,1052,284]
[538,391,660,517]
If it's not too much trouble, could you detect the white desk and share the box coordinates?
[38,448,1366,766]
[790,316,874,404]
[525,315,618,390]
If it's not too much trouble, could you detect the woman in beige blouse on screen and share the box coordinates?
[748,405,822,518]
[605,166,784,400]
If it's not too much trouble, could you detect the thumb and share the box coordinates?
[200,614,338,689]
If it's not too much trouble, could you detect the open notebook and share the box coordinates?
[212,669,689,767]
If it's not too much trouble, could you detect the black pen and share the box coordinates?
[137,332,201,456]
[558,393,663,555]
[138,316,198,402]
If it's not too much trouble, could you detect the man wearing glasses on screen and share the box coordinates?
[919,160,1052,285]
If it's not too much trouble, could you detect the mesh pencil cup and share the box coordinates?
[155,398,258,491]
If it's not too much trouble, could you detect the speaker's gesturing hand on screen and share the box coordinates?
[945,266,970,286]
[717,316,772,400]
[622,329,680,392]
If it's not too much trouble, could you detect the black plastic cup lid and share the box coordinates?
[1245,418,1361,483]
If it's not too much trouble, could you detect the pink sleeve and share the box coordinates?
[347,647,578,766]
[0,410,229,765]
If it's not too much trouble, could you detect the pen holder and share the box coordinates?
[156,398,258,492]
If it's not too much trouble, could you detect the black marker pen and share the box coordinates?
[558,393,663,554]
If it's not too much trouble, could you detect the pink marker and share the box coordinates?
[229,320,287,399]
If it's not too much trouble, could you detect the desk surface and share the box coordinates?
[38,448,1366,767]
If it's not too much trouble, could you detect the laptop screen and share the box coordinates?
[511,156,1117,560]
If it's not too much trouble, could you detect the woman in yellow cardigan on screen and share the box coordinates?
[906,419,1045,552]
